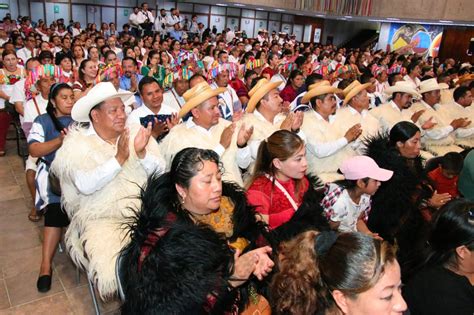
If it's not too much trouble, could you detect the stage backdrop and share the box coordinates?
[377,22,444,57]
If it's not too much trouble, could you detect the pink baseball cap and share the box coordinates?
[340,156,393,181]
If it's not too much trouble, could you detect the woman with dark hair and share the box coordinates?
[271,231,407,314]
[261,52,280,80]
[404,199,474,314]
[28,83,75,292]
[140,49,166,85]
[72,59,98,100]
[279,70,305,104]
[364,121,447,277]
[246,130,328,239]
[121,147,274,314]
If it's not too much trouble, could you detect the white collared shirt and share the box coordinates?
[73,124,165,195]
[305,110,348,158]
[127,102,178,126]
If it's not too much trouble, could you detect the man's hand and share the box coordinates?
[237,123,253,147]
[451,117,471,130]
[134,124,152,159]
[291,111,304,132]
[115,129,130,165]
[411,109,425,123]
[421,117,437,130]
[220,123,235,149]
[151,118,169,139]
[166,113,180,129]
[344,123,362,142]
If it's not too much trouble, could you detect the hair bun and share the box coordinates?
[315,231,338,256]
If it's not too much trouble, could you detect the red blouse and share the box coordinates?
[279,85,298,103]
[261,67,276,79]
[246,175,309,229]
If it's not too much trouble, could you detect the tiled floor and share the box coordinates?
[0,132,120,314]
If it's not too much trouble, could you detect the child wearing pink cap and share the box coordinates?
[321,156,393,237]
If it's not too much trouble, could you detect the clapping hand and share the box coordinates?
[134,124,152,159]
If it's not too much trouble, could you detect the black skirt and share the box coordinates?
[44,203,69,228]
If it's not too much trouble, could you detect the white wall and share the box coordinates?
[322,19,379,46]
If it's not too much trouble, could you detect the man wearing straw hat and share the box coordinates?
[242,78,305,165]
[370,81,425,134]
[334,80,381,154]
[159,81,254,186]
[434,86,474,148]
[301,81,362,183]
[408,78,469,156]
[51,82,165,298]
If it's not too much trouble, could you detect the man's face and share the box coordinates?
[245,74,257,87]
[192,97,221,129]
[107,37,116,47]
[26,36,35,48]
[215,71,229,87]
[335,53,342,62]
[352,89,370,110]
[134,7,139,14]
[96,38,105,48]
[174,79,189,96]
[260,89,282,114]
[142,3,148,11]
[316,94,337,116]
[122,60,137,77]
[141,82,163,111]
[424,90,441,105]
[459,91,472,107]
[37,76,55,96]
[218,42,225,51]
[219,53,228,64]
[91,98,127,134]
[63,38,71,49]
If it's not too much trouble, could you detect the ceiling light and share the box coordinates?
[439,20,453,23]
[316,14,325,17]
[216,3,227,6]
[387,17,400,21]
[234,3,245,7]
[344,15,352,18]
[256,8,265,11]
[275,8,285,12]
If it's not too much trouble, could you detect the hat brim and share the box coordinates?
[246,81,282,113]
[178,87,227,118]
[72,91,134,122]
[343,82,373,106]
[370,168,394,182]
[384,86,421,99]
[301,86,342,104]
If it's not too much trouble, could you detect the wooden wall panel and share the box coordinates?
[439,27,474,63]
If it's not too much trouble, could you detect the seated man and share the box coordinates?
[242,78,305,168]
[159,81,253,186]
[334,80,381,154]
[210,68,242,121]
[162,76,188,113]
[301,81,361,183]
[435,86,474,148]
[127,77,179,140]
[370,81,423,134]
[407,78,469,156]
[51,82,165,299]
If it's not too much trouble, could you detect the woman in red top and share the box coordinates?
[246,130,328,234]
[279,70,305,104]
[261,52,280,80]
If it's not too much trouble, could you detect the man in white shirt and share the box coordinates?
[162,77,188,113]
[166,8,181,35]
[403,63,421,89]
[154,8,168,38]
[334,81,381,154]
[242,78,305,166]
[107,35,122,59]
[408,78,469,156]
[301,81,361,183]
[159,81,253,186]
[52,82,165,298]
[210,68,242,121]
[128,7,140,37]
[136,2,155,36]
[71,22,82,38]
[17,34,37,64]
[225,27,235,44]
[127,77,179,140]
[435,86,474,148]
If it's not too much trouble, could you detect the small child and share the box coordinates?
[428,152,463,198]
[321,156,393,237]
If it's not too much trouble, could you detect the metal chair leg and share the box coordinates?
[87,278,101,315]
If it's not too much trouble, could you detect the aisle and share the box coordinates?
[0,133,120,315]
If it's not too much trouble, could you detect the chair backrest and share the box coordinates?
[116,250,126,302]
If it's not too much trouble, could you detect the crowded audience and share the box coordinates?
[0,6,472,314]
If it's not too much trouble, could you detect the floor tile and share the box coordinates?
[0,186,23,203]
[4,270,63,307]
[0,199,30,217]
[0,228,41,254]
[0,246,42,279]
[9,292,73,315]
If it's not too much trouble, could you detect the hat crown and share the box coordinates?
[419,78,440,93]
[87,82,117,105]
[249,78,269,97]
[308,80,330,90]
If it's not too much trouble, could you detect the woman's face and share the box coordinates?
[60,57,72,72]
[133,46,141,57]
[83,61,98,79]
[150,53,160,65]
[177,160,223,215]
[73,46,83,58]
[336,261,407,315]
[397,131,421,159]
[273,145,308,181]
[152,41,160,50]
[53,88,75,116]
[292,75,305,89]
[89,48,99,60]
[3,53,18,70]
[160,52,169,64]
[173,41,181,51]
[126,49,136,58]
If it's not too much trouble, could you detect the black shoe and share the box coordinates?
[37,274,52,292]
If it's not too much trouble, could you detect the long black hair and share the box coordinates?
[46,83,73,132]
